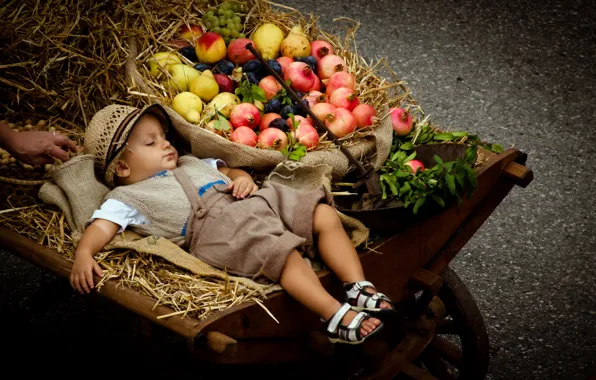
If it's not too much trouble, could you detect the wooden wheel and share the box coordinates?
[418,266,490,380]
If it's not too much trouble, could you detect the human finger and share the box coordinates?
[53,134,78,152]
[47,145,70,162]
[85,268,95,291]
[236,180,249,198]
[250,184,259,195]
[93,262,103,278]
[79,271,91,294]
[241,182,254,198]
[73,275,83,294]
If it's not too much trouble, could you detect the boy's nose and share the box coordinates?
[162,140,171,149]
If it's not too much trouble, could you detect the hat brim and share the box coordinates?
[103,103,172,187]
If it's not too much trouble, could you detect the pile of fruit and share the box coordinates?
[145,1,381,155]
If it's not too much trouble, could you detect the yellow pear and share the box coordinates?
[147,52,181,78]
[189,72,219,102]
[204,92,240,119]
[171,92,203,124]
[163,64,200,93]
[251,23,285,59]
[280,25,311,59]
[201,69,215,79]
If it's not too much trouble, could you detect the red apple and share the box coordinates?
[389,107,413,136]
[405,159,425,174]
[227,38,257,65]
[230,126,258,147]
[258,75,283,101]
[179,24,204,41]
[214,73,236,93]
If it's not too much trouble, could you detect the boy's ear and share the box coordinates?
[115,160,130,179]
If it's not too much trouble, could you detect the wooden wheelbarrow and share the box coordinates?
[0,147,533,379]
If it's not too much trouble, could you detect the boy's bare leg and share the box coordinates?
[279,249,381,336]
[313,204,392,309]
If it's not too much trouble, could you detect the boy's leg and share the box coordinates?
[280,249,381,336]
[312,204,392,309]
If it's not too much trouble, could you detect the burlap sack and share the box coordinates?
[39,154,110,242]
[163,104,393,181]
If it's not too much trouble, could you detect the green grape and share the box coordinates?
[211,19,219,27]
[221,27,230,36]
[238,32,246,38]
[208,14,217,22]
[219,17,226,24]
[205,21,213,29]
[230,30,239,38]
[213,26,222,34]
[217,8,225,15]
[220,2,230,10]
[224,10,234,18]
[226,19,235,27]
[206,10,214,18]
[231,3,240,12]
[232,15,241,23]
[223,36,230,44]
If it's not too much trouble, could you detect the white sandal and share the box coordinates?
[344,281,396,317]
[323,303,384,345]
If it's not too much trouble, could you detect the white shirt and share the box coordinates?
[90,158,226,233]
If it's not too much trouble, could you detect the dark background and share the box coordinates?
[1,0,594,378]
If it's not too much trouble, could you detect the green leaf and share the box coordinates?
[251,85,267,102]
[465,145,478,164]
[434,155,444,165]
[445,173,456,195]
[400,181,411,194]
[400,142,414,150]
[427,178,438,187]
[431,194,445,207]
[455,169,466,186]
[491,144,504,153]
[413,197,426,214]
[451,131,469,137]
[381,174,399,196]
[404,151,417,163]
[380,180,388,200]
[396,170,410,178]
[433,133,455,141]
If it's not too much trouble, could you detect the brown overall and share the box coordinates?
[173,168,333,283]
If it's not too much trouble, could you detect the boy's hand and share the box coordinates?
[227,176,258,199]
[70,253,103,294]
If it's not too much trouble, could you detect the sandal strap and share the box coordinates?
[345,280,376,292]
[325,303,352,334]
[338,311,369,342]
[345,281,394,310]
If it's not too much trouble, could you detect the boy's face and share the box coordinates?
[114,113,178,185]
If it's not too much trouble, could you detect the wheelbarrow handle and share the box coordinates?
[244,43,370,179]
[503,161,533,188]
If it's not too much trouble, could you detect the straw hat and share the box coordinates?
[83,103,172,188]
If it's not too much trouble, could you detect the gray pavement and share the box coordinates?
[1,0,594,378]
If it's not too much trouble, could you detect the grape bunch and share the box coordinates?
[201,1,248,45]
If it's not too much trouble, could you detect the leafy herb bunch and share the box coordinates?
[379,144,479,215]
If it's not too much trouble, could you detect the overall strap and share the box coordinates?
[173,168,208,219]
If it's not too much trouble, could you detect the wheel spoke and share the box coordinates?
[436,319,459,335]
[421,350,457,380]
[429,336,463,368]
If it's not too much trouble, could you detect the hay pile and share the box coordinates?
[0,0,420,320]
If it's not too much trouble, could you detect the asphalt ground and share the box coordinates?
[1,0,594,378]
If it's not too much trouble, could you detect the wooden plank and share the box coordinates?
[503,161,533,188]
[0,225,201,340]
[410,269,443,294]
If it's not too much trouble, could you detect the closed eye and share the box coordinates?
[146,141,155,146]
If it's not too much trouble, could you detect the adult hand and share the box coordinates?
[2,128,79,165]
